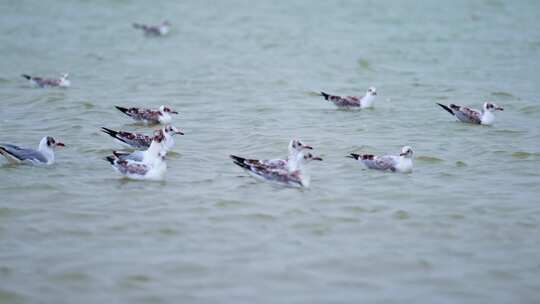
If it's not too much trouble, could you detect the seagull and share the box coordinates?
[0,136,65,165]
[255,139,314,171]
[110,126,183,162]
[101,124,184,150]
[437,102,504,125]
[347,146,413,173]
[115,105,178,125]
[21,73,70,88]
[132,21,171,36]
[231,150,323,188]
[319,86,377,109]
[105,130,167,180]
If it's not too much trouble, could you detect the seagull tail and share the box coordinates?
[115,106,130,115]
[104,155,116,165]
[100,127,119,138]
[21,74,32,80]
[347,153,361,160]
[437,103,455,116]
[320,92,331,100]
[230,155,251,170]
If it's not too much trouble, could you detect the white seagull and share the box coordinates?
[132,21,171,36]
[255,139,314,171]
[105,130,167,181]
[348,146,414,173]
[437,102,504,125]
[110,125,183,162]
[319,86,377,109]
[101,124,184,150]
[0,136,65,165]
[115,105,178,125]
[21,73,70,88]
[231,150,323,188]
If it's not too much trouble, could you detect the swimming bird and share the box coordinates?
[0,136,65,165]
[132,21,171,36]
[21,73,70,88]
[110,126,183,162]
[115,105,178,125]
[101,125,184,150]
[255,139,314,171]
[347,146,413,173]
[105,130,167,180]
[319,87,377,109]
[231,150,323,188]
[436,102,504,125]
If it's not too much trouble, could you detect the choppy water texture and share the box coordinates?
[1,1,540,303]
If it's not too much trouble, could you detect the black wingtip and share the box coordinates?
[233,160,251,170]
[320,92,330,100]
[100,127,118,137]
[436,103,454,116]
[115,106,129,114]
[21,74,31,80]
[104,155,116,165]
[230,155,246,162]
[347,153,360,160]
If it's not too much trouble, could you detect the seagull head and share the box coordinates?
[46,136,65,148]
[302,152,323,163]
[163,124,184,136]
[483,102,503,112]
[59,73,71,87]
[399,146,414,158]
[288,139,313,154]
[366,86,377,96]
[159,105,179,115]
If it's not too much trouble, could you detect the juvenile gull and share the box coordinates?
[231,150,322,188]
[21,73,70,88]
[437,102,503,125]
[101,124,184,150]
[319,87,377,109]
[111,126,183,162]
[348,146,414,173]
[105,130,167,180]
[115,105,178,125]
[132,21,171,36]
[0,136,65,165]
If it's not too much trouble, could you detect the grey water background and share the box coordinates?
[1,0,540,303]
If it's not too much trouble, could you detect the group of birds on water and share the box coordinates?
[0,21,506,188]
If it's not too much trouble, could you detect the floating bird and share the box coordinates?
[21,73,70,88]
[105,130,167,180]
[132,21,171,36]
[231,150,322,188]
[254,139,314,171]
[319,87,377,109]
[348,146,413,173]
[437,102,504,125]
[110,125,183,162]
[115,105,178,125]
[0,136,65,165]
[101,124,184,150]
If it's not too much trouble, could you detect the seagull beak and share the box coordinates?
[176,130,184,135]
[312,156,323,161]
[496,106,504,111]
[399,153,406,156]
[56,142,65,147]
[303,145,313,150]
[171,110,179,114]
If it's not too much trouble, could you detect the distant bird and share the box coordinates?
[348,146,414,173]
[132,21,171,36]
[319,87,377,109]
[105,130,167,180]
[0,136,65,165]
[101,124,184,150]
[437,102,504,125]
[21,73,70,88]
[231,150,323,188]
[115,105,178,125]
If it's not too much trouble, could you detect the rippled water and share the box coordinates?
[1,0,540,303]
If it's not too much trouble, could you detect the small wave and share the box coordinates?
[491,91,515,98]
[357,58,372,71]
[512,151,540,159]
[416,156,444,163]
[455,161,467,167]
